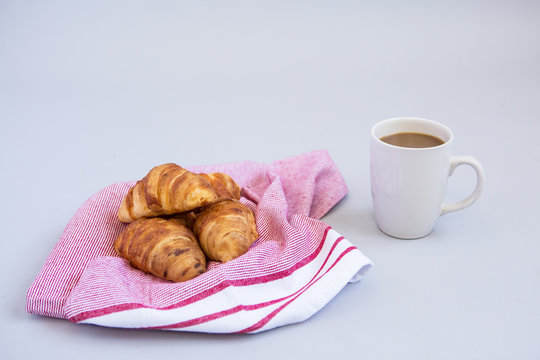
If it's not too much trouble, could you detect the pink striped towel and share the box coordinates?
[26,149,372,333]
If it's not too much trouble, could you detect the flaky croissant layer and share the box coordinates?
[117,163,241,222]
[114,217,207,282]
[193,200,259,263]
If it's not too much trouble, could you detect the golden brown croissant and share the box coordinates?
[200,172,242,199]
[117,163,241,222]
[193,200,259,262]
[114,217,207,282]
[172,210,200,230]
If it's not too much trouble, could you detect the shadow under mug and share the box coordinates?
[370,117,485,239]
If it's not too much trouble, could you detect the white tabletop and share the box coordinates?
[2,1,539,359]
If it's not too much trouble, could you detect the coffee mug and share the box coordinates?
[370,117,484,239]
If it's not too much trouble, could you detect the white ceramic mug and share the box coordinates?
[370,117,485,239]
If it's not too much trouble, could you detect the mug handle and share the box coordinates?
[441,156,485,216]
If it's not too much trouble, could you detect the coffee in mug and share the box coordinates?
[370,117,484,239]
[379,132,445,148]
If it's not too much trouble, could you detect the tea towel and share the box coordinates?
[26,149,372,333]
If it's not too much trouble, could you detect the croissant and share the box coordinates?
[172,210,200,230]
[193,200,259,262]
[117,163,241,222]
[114,217,207,282]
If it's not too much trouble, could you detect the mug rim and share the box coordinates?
[371,117,454,151]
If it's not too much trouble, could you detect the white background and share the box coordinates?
[1,0,539,359]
